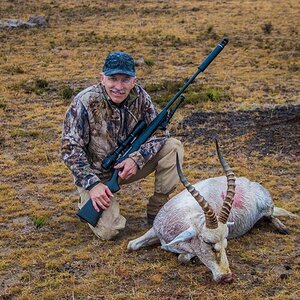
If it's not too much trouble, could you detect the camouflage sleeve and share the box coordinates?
[129,93,169,169]
[61,98,100,189]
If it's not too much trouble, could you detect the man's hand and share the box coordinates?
[114,158,138,180]
[89,183,114,212]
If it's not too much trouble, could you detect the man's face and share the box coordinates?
[101,73,136,105]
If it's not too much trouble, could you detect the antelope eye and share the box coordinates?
[204,241,217,252]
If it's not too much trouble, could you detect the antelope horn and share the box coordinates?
[176,154,218,229]
[215,140,236,224]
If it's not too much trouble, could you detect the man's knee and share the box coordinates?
[77,188,126,240]
[163,137,184,156]
[156,138,183,167]
[154,137,184,195]
[157,137,183,169]
[89,224,120,240]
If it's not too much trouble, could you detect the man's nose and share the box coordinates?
[114,80,124,89]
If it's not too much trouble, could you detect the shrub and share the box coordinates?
[0,97,7,110]
[205,88,222,102]
[6,65,25,74]
[35,78,49,90]
[60,85,74,100]
[32,216,49,229]
[262,22,273,34]
[183,87,229,105]
[10,128,40,138]
[144,58,155,66]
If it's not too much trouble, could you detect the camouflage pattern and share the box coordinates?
[61,83,169,190]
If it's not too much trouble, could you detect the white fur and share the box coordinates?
[128,176,295,282]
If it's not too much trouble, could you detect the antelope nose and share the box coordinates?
[218,273,235,284]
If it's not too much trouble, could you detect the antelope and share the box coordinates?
[127,141,297,283]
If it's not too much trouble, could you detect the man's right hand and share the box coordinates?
[89,183,114,212]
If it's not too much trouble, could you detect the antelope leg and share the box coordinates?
[127,228,159,251]
[161,227,197,251]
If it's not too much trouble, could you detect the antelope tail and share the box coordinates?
[273,207,299,218]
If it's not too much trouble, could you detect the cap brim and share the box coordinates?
[104,69,135,77]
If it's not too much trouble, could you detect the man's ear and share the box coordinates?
[132,76,137,85]
[100,73,105,84]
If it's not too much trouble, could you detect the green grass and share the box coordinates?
[32,216,49,229]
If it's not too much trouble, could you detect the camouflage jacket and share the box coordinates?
[61,83,169,190]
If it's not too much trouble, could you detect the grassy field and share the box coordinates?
[0,1,299,299]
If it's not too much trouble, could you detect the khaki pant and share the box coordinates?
[77,137,184,240]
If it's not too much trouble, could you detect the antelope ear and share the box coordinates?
[164,227,197,247]
[227,221,235,229]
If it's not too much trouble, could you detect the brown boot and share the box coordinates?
[147,192,169,225]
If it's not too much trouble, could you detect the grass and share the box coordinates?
[32,216,49,229]
[0,0,299,299]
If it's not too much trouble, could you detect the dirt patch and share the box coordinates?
[179,104,300,157]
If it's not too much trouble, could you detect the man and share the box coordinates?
[61,52,184,240]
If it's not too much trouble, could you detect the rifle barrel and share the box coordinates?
[164,37,229,111]
[198,37,229,72]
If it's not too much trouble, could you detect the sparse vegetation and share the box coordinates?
[144,58,155,67]
[32,216,49,228]
[0,97,7,110]
[204,88,222,102]
[4,65,25,74]
[262,22,273,34]
[10,128,40,138]
[60,85,75,100]
[10,78,50,95]
[34,78,49,90]
[0,0,299,299]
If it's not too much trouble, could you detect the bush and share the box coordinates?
[10,128,40,138]
[60,85,74,100]
[32,216,49,229]
[0,97,7,110]
[35,78,49,90]
[144,58,155,67]
[205,88,222,102]
[6,65,25,74]
[262,22,273,34]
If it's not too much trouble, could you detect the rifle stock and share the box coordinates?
[77,171,120,227]
[77,37,229,227]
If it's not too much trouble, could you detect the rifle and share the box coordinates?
[77,37,229,227]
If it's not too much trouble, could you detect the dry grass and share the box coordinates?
[0,0,299,299]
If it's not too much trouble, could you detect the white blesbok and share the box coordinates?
[127,141,297,283]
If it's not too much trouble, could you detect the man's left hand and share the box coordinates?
[114,158,138,180]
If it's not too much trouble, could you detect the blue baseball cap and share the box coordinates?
[103,52,136,77]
